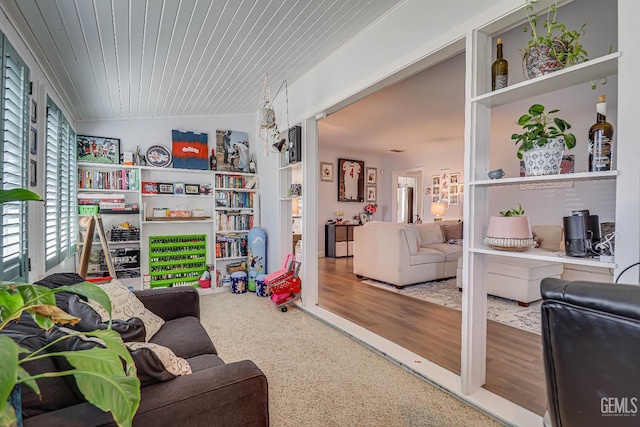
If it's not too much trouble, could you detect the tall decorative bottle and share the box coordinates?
[588,95,614,172]
[491,38,508,91]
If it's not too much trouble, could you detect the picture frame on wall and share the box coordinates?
[29,126,37,154]
[320,162,334,182]
[366,167,377,185]
[77,135,121,164]
[337,158,365,202]
[30,99,37,123]
[366,186,377,202]
[29,159,37,187]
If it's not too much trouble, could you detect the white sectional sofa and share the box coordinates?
[353,220,463,287]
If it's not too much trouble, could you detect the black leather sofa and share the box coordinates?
[541,277,640,427]
[4,275,269,426]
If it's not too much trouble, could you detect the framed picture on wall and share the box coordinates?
[77,135,120,164]
[366,186,377,202]
[366,167,377,185]
[29,127,37,154]
[337,158,365,202]
[320,162,334,182]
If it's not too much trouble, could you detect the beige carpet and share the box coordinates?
[199,292,500,426]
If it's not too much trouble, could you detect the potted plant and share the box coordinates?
[511,103,576,176]
[522,0,587,78]
[0,189,140,427]
[485,204,534,251]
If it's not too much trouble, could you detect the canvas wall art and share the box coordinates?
[216,129,250,172]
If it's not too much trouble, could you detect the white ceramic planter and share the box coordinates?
[522,137,565,176]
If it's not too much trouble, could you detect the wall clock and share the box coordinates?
[145,145,172,167]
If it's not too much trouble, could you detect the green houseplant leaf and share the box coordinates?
[0,282,140,426]
[0,188,43,204]
[510,104,576,159]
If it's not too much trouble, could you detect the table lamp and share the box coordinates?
[431,201,447,221]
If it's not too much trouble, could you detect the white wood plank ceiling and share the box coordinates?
[1,0,402,121]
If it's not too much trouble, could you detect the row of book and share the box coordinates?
[215,175,253,189]
[78,168,140,191]
[215,235,247,259]
[215,191,253,208]
[216,213,254,231]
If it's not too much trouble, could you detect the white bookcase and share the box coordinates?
[77,161,257,290]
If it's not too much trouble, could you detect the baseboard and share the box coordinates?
[318,251,325,258]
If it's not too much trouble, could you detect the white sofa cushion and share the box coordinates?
[410,248,446,266]
[423,242,463,262]
[415,223,444,245]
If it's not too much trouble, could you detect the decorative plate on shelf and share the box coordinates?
[145,145,172,167]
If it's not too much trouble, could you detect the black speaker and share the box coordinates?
[288,125,302,164]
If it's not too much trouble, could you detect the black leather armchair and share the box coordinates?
[541,278,640,427]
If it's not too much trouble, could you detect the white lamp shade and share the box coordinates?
[430,202,447,217]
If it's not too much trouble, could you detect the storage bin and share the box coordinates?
[79,205,99,215]
[230,271,247,294]
[255,274,270,297]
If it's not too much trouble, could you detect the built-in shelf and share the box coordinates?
[215,207,253,211]
[142,219,214,224]
[470,247,616,269]
[141,193,213,197]
[139,165,213,174]
[214,170,255,177]
[216,256,246,261]
[279,162,302,171]
[216,230,250,234]
[214,188,257,192]
[472,52,620,108]
[78,188,139,193]
[471,170,618,186]
[78,161,139,169]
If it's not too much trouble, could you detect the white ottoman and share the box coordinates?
[456,255,563,306]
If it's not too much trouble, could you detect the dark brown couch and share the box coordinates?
[7,282,269,426]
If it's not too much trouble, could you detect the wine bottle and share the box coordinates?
[588,94,614,172]
[491,38,508,91]
[209,148,217,171]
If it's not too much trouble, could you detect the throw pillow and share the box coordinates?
[88,280,164,342]
[409,224,422,246]
[416,223,444,245]
[64,295,146,342]
[441,221,463,241]
[125,342,192,386]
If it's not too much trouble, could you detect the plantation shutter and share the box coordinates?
[45,97,77,270]
[1,39,30,282]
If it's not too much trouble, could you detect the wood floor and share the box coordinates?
[317,257,546,416]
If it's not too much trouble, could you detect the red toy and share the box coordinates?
[264,254,301,312]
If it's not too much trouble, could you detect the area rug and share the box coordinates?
[199,292,499,427]
[362,278,541,335]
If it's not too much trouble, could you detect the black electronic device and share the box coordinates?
[563,210,600,257]
[288,125,302,164]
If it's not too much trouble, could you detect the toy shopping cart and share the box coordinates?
[264,254,301,312]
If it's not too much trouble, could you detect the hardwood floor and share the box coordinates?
[317,257,546,416]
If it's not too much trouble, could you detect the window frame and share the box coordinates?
[44,96,77,271]
[0,36,31,282]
